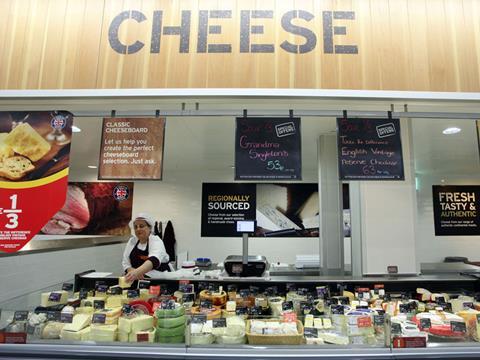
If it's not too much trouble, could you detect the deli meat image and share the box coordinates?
[41,183,119,235]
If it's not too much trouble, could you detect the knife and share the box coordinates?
[25,143,71,181]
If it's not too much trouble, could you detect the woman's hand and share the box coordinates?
[125,269,144,282]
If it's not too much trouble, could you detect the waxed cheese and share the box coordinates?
[118,314,154,333]
[40,291,69,307]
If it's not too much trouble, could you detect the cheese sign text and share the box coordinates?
[109,9,357,55]
[432,185,480,236]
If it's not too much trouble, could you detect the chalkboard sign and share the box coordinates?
[235,117,301,180]
[337,118,404,180]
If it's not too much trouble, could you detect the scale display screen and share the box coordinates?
[236,220,255,233]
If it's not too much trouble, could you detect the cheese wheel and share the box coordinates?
[156,315,186,328]
[155,305,185,318]
[156,334,185,343]
[156,324,185,337]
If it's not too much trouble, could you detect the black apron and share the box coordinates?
[129,240,170,272]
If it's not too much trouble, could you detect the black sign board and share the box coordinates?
[201,183,256,237]
[432,185,479,236]
[337,118,404,180]
[235,117,301,180]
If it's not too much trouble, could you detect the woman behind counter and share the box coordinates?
[122,213,170,281]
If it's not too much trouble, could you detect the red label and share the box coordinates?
[152,302,161,312]
[2,332,27,344]
[149,285,161,296]
[392,336,427,348]
[357,287,370,292]
[357,316,372,328]
[137,333,149,342]
[282,312,297,323]
[374,284,385,289]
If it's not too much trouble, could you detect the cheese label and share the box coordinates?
[300,301,314,314]
[304,327,318,338]
[213,318,227,328]
[420,318,431,329]
[463,302,474,310]
[451,321,467,333]
[48,292,62,302]
[282,312,297,323]
[95,281,106,290]
[122,304,134,315]
[200,300,213,309]
[331,305,345,315]
[357,316,372,328]
[79,288,88,300]
[94,300,105,310]
[248,306,262,316]
[14,311,28,321]
[96,285,108,293]
[137,280,150,289]
[297,288,308,296]
[47,311,60,321]
[127,290,139,299]
[192,314,207,323]
[182,294,195,303]
[149,286,160,296]
[60,313,73,323]
[110,286,122,295]
[235,307,248,315]
[92,313,107,324]
[399,304,410,313]
[316,286,328,299]
[62,283,73,291]
[391,322,402,334]
[161,300,176,309]
[373,315,385,326]
[137,333,149,342]
[282,301,294,311]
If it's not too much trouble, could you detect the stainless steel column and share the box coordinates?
[318,134,344,275]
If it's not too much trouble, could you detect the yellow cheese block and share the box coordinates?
[129,328,156,343]
[90,324,118,342]
[4,123,51,162]
[60,326,91,341]
[63,314,91,332]
[40,291,68,307]
[95,307,122,325]
[119,276,133,289]
[75,307,94,315]
[106,295,123,308]
[118,314,154,333]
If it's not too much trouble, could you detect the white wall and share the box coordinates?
[0,243,124,304]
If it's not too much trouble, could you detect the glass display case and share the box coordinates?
[1,270,480,359]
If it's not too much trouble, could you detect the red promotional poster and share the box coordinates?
[0,111,73,252]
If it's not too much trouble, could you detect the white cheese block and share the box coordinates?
[63,314,91,332]
[304,315,314,328]
[40,291,68,307]
[322,318,332,329]
[75,307,94,315]
[90,324,118,342]
[118,314,154,334]
[42,322,64,339]
[60,326,91,341]
[129,327,156,342]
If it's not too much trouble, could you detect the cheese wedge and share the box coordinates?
[40,291,68,307]
[61,326,91,341]
[4,123,51,162]
[63,314,91,332]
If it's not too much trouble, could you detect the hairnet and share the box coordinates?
[131,213,155,234]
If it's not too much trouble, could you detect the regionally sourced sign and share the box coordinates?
[201,183,319,237]
[337,118,404,180]
[0,111,73,252]
[432,185,479,236]
[40,182,134,236]
[235,117,301,180]
[99,118,165,180]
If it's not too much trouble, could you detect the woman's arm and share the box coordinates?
[125,260,153,281]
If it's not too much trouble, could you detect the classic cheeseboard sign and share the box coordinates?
[99,118,166,180]
[235,117,301,180]
[337,117,404,180]
[432,185,479,236]
[0,111,73,253]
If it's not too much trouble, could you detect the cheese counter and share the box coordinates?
[1,271,480,359]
